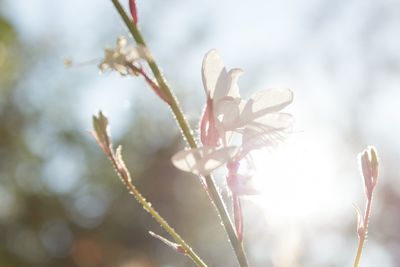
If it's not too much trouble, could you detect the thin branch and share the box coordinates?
[92,112,207,267]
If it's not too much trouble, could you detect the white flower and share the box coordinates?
[172,50,294,176]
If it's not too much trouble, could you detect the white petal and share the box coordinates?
[250,112,293,130]
[202,50,227,97]
[240,127,275,154]
[215,97,242,130]
[240,88,293,124]
[202,50,243,100]
[214,97,242,145]
[213,68,243,101]
[171,146,236,176]
[239,113,293,155]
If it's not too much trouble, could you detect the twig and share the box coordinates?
[92,112,207,267]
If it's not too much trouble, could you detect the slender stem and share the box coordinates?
[111,0,195,148]
[110,1,250,266]
[233,194,243,242]
[126,182,207,267]
[108,151,207,267]
[353,198,373,267]
[204,174,249,266]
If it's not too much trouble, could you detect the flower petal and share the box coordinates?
[171,146,236,176]
[202,50,227,97]
[250,112,294,130]
[202,50,242,100]
[240,126,276,153]
[214,68,243,101]
[239,113,293,156]
[240,88,293,125]
[215,97,242,130]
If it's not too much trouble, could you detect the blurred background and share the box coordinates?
[1,0,399,266]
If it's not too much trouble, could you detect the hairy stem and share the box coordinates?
[110,1,250,266]
[107,149,207,267]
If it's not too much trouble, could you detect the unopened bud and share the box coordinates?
[129,0,138,25]
[358,146,379,199]
[91,111,112,155]
[369,146,379,183]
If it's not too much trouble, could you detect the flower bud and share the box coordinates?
[359,146,379,199]
[129,0,138,25]
[369,146,379,183]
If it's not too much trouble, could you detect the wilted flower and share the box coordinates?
[98,36,170,103]
[99,36,146,76]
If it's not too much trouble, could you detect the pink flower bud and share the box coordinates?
[359,146,379,200]
[370,147,379,183]
[129,0,138,24]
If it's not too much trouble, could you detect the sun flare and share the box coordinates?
[251,131,350,226]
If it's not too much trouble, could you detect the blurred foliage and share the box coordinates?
[0,11,231,267]
[0,15,19,89]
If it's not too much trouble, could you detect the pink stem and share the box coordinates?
[233,193,243,242]
[127,62,171,104]
[199,97,219,146]
[137,66,171,104]
[227,161,244,242]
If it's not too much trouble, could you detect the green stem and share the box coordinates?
[108,151,207,267]
[353,198,373,267]
[110,1,250,266]
[111,0,195,148]
[205,174,248,266]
